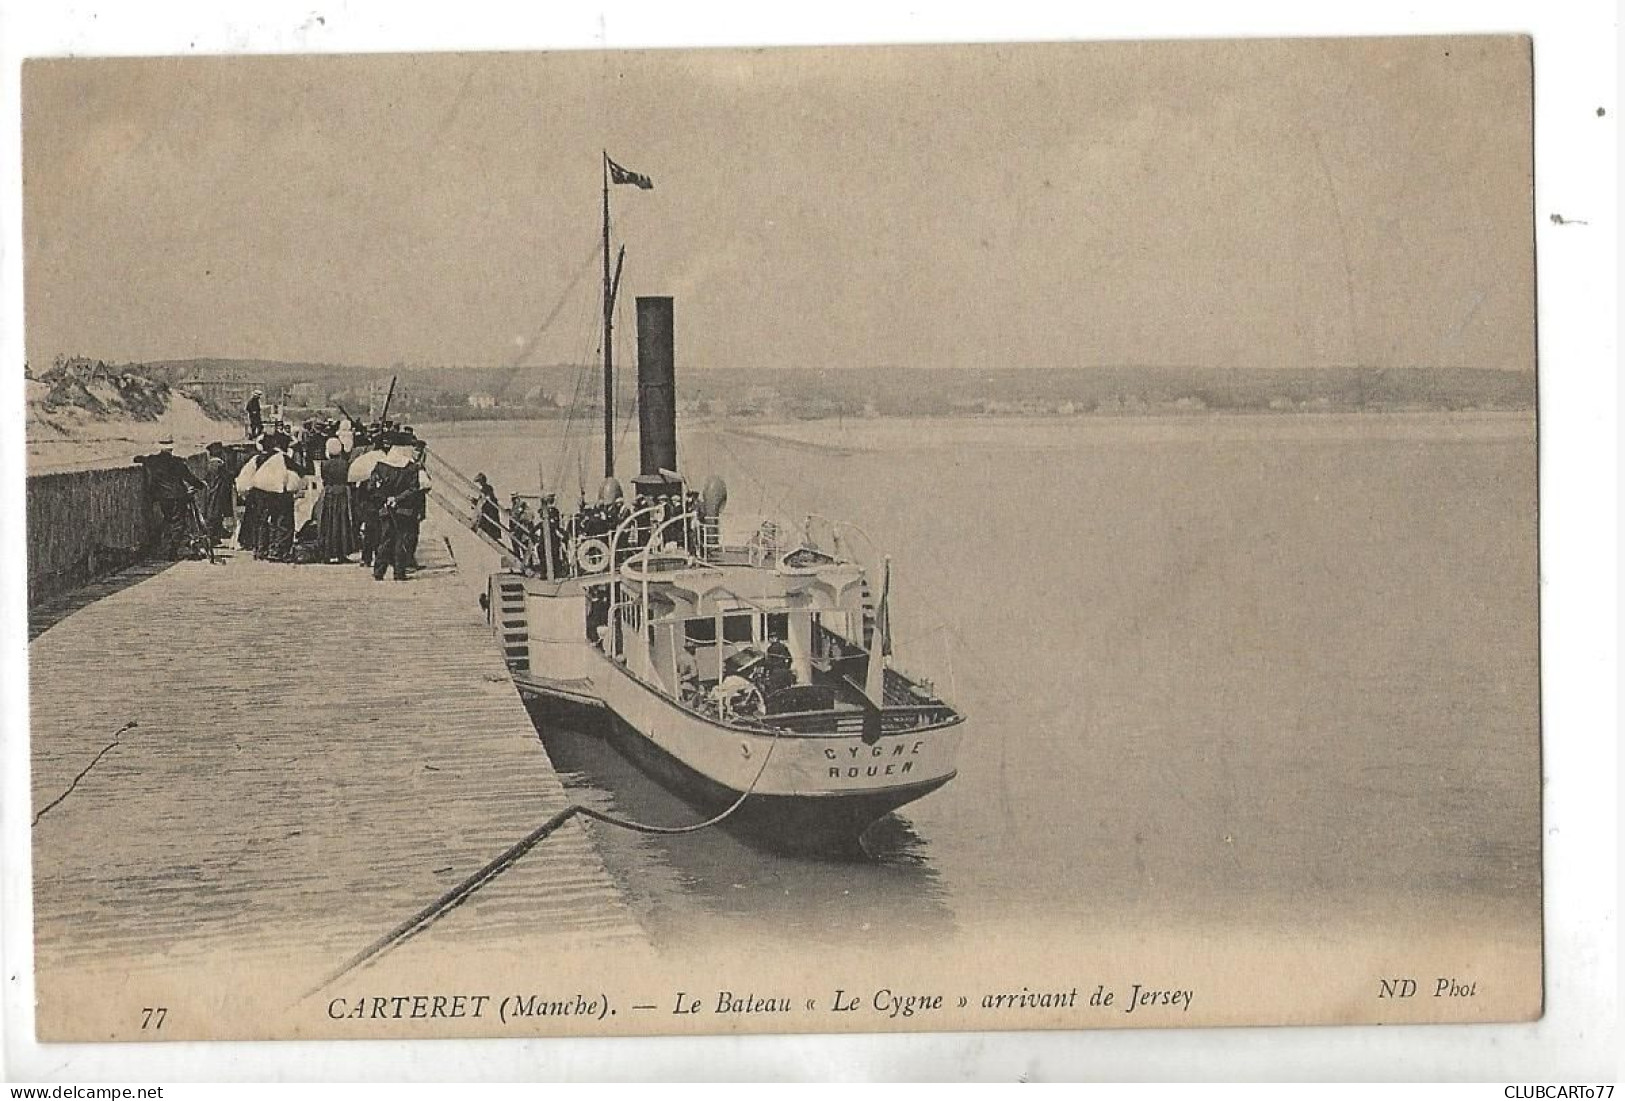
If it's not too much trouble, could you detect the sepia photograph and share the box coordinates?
[11,27,1559,1053]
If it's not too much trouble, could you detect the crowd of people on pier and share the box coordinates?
[136,393,712,588]
[135,413,433,581]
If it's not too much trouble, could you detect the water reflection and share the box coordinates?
[526,700,958,952]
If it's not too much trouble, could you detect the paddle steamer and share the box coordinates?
[483,156,964,854]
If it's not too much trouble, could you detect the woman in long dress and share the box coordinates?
[201,442,235,541]
[314,437,359,563]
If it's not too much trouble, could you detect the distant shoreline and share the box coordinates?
[26,406,1534,475]
[98,358,1533,428]
[415,406,1534,436]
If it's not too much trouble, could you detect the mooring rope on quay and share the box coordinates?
[308,720,784,998]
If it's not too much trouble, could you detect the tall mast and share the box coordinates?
[601,151,615,479]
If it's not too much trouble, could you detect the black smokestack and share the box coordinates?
[635,296,677,478]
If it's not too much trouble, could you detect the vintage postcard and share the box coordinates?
[18,36,1539,1042]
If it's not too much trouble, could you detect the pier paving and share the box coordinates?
[29,507,647,1009]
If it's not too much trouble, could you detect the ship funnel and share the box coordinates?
[635,296,677,479]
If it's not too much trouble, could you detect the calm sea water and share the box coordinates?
[429,413,1540,952]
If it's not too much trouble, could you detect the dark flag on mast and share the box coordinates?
[607,156,654,190]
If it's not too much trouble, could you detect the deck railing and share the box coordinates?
[761,704,959,735]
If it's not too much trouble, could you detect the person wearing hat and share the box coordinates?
[134,436,205,559]
[506,496,535,566]
[471,472,502,543]
[366,430,432,581]
[245,388,264,439]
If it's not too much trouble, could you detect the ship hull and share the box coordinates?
[497,576,963,856]
[596,706,953,857]
[520,659,960,857]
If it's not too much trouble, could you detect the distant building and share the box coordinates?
[176,375,264,410]
[468,391,497,410]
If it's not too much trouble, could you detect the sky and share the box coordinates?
[22,36,1534,373]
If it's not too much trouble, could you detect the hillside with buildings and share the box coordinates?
[37,356,1536,431]
[25,357,238,471]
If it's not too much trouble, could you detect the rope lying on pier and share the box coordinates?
[308,725,784,996]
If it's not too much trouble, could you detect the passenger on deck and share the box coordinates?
[472,474,503,542]
[628,495,647,547]
[685,490,703,551]
[508,498,537,567]
[579,501,607,538]
[547,502,569,576]
[676,640,701,703]
[764,638,796,695]
[585,586,610,642]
